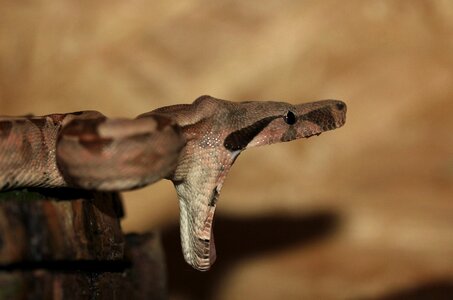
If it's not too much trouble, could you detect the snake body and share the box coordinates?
[0,95,347,271]
[0,111,183,191]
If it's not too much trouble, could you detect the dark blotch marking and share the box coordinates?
[61,117,106,137]
[71,111,85,116]
[224,116,277,151]
[281,127,297,142]
[172,179,185,186]
[300,107,336,129]
[0,121,13,138]
[60,117,110,154]
[209,188,219,207]
[30,118,47,130]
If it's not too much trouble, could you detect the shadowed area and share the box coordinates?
[370,280,453,300]
[161,210,340,300]
[25,188,125,218]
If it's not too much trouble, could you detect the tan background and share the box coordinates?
[1,1,453,299]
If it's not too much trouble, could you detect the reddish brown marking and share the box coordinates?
[179,119,207,140]
[62,117,106,137]
[299,107,336,129]
[48,114,66,125]
[60,117,110,154]
[79,138,114,155]
[127,148,160,165]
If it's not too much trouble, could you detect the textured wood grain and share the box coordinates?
[0,190,166,299]
[0,189,124,263]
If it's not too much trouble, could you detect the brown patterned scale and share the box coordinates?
[0,96,347,271]
[0,111,183,191]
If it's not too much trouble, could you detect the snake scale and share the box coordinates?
[0,95,346,271]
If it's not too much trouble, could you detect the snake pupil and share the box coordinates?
[284,111,296,125]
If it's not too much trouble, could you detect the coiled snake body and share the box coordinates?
[0,95,347,271]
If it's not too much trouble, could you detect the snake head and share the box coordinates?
[148,96,347,271]
[223,99,347,151]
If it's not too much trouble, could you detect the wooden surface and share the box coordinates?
[0,189,166,300]
[0,189,124,263]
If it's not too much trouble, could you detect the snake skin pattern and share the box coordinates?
[0,95,347,271]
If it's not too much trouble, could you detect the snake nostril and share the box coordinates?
[336,102,345,111]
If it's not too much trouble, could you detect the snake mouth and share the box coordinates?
[304,121,344,138]
[304,131,322,138]
[322,125,336,132]
[322,122,342,132]
[335,118,346,129]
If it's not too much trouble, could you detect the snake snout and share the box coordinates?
[335,101,346,111]
[331,100,347,128]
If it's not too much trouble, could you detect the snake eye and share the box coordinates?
[283,111,296,125]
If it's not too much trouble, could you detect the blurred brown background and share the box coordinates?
[1,1,453,299]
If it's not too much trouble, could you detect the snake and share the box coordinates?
[0,95,347,271]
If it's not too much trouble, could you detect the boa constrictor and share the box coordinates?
[0,95,347,271]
